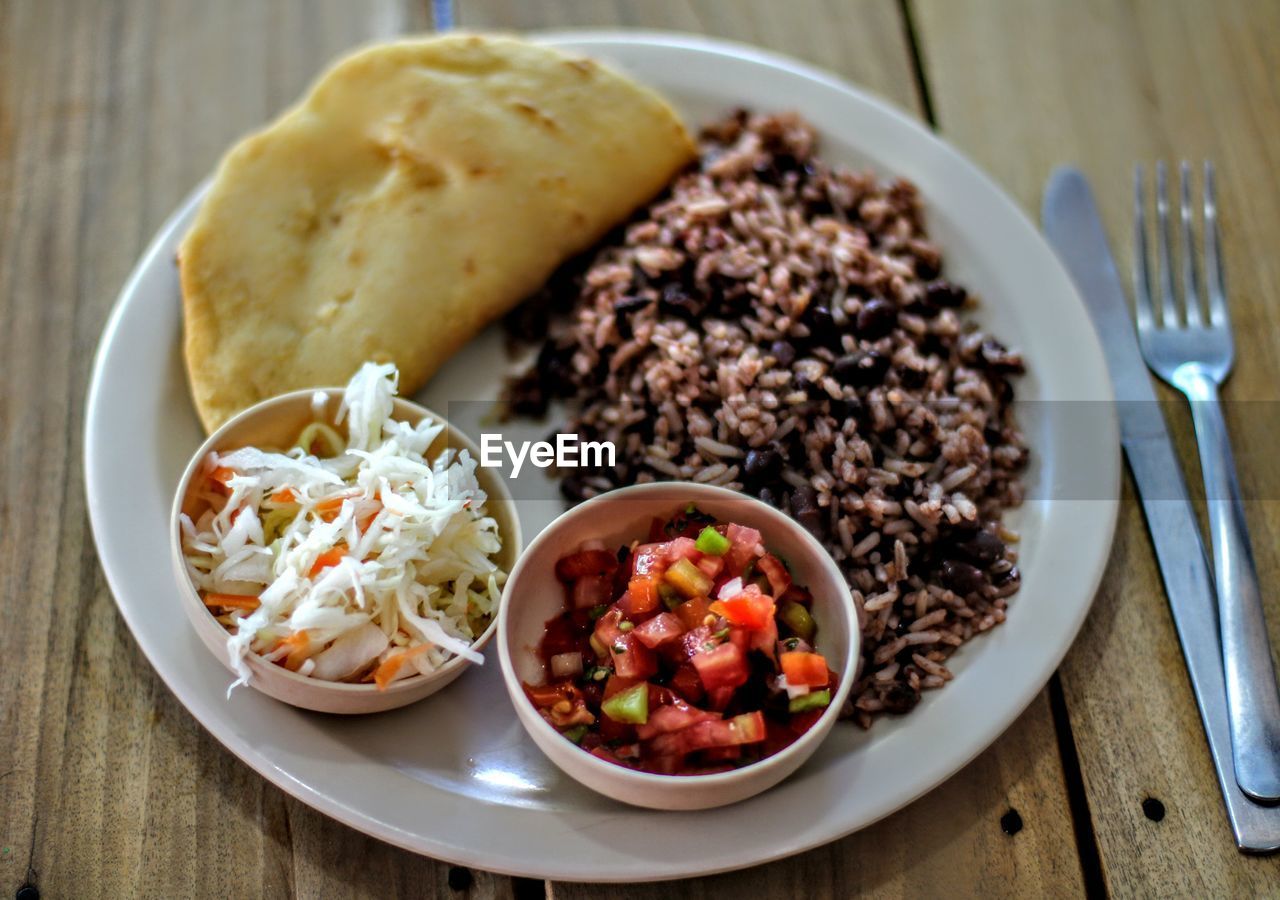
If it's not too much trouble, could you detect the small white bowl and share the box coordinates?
[171,389,521,714]
[498,482,858,810]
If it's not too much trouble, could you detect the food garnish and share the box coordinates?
[179,362,505,691]
[522,506,835,775]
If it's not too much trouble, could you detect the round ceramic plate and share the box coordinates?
[84,31,1119,881]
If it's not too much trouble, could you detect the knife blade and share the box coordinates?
[1042,167,1280,852]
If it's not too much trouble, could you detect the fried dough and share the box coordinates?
[179,34,694,431]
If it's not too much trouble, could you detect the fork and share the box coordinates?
[1134,161,1280,802]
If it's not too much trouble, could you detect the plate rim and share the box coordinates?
[84,29,1121,881]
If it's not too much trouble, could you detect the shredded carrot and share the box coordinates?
[374,645,432,690]
[315,490,362,521]
[357,503,382,533]
[309,545,347,578]
[202,592,260,612]
[278,630,314,671]
[271,487,297,504]
[208,466,235,494]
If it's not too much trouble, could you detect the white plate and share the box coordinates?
[84,31,1119,881]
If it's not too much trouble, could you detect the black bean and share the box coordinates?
[832,350,890,387]
[830,395,864,425]
[991,565,1020,588]
[757,486,779,507]
[924,280,967,309]
[803,304,845,350]
[743,445,784,482]
[559,473,589,503]
[899,366,928,390]
[881,682,920,714]
[659,283,702,321]
[954,529,1005,567]
[790,485,825,539]
[856,299,897,340]
[613,295,652,315]
[914,255,941,280]
[769,340,797,367]
[939,559,986,595]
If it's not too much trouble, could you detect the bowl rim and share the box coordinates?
[170,386,520,695]
[497,481,859,788]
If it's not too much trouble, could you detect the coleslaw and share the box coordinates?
[179,362,505,692]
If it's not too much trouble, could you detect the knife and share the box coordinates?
[1042,167,1280,852]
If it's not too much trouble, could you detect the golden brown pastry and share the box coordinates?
[179,33,694,431]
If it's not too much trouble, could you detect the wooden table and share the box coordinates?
[4,0,1279,896]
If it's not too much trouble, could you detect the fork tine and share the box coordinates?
[1155,161,1180,327]
[1204,161,1228,327]
[1133,166,1156,332]
[1179,161,1203,327]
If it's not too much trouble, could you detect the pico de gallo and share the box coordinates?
[523,505,837,775]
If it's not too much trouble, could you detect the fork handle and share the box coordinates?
[1178,366,1280,801]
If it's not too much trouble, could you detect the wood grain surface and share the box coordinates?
[1,0,1275,896]
[915,0,1280,896]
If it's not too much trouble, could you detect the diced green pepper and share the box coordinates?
[588,604,608,621]
[695,526,731,556]
[665,557,713,598]
[658,582,683,611]
[788,689,831,713]
[601,682,649,724]
[779,601,816,642]
[562,725,589,744]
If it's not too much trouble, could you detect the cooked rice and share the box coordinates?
[504,111,1029,727]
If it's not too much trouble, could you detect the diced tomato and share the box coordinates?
[690,642,749,692]
[635,701,719,740]
[695,555,726,579]
[750,615,779,662]
[781,651,830,688]
[572,574,614,610]
[709,583,775,631]
[555,548,618,582]
[592,608,626,658]
[757,553,792,598]
[631,542,665,576]
[674,596,712,631]
[724,523,762,572]
[539,613,589,658]
[625,575,660,616]
[632,612,684,649]
[646,517,666,542]
[705,686,736,711]
[679,624,716,662]
[665,537,701,564]
[728,626,750,654]
[647,711,766,755]
[669,663,704,703]
[603,674,639,700]
[700,745,743,763]
[611,633,658,680]
[524,681,581,709]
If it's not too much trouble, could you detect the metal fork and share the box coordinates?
[1134,161,1280,802]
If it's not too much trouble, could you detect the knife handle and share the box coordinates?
[1179,369,1280,801]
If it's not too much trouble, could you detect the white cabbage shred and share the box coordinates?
[180,362,505,694]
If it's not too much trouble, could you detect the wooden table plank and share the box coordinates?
[460,2,1088,894]
[0,1,512,897]
[914,0,1280,895]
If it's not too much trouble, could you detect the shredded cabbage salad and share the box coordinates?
[179,362,505,693]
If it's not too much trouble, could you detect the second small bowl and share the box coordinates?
[171,388,521,714]
[498,482,859,810]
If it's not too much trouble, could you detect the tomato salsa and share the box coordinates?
[523,505,837,775]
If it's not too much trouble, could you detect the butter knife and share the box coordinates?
[1042,167,1280,852]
